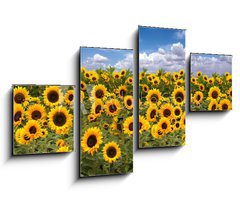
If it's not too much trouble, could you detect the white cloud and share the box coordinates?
[191,54,232,76]
[114,53,133,70]
[175,30,185,40]
[82,53,109,70]
[139,42,185,73]
[93,54,108,62]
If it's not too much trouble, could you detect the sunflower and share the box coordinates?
[13,86,29,106]
[103,142,121,163]
[15,128,32,145]
[173,106,182,118]
[13,104,25,126]
[199,84,205,92]
[153,77,160,85]
[196,71,202,77]
[57,146,69,152]
[151,124,166,139]
[225,71,230,77]
[146,89,162,104]
[81,66,86,74]
[158,117,171,134]
[139,115,150,133]
[175,121,181,130]
[173,72,180,80]
[27,104,46,121]
[226,75,232,83]
[65,90,74,105]
[120,69,126,76]
[81,127,102,155]
[208,99,218,111]
[126,77,133,84]
[88,114,96,122]
[123,116,133,135]
[227,87,232,98]
[43,86,63,107]
[80,81,86,91]
[40,129,48,138]
[56,139,65,147]
[140,72,146,79]
[147,75,153,82]
[124,95,133,110]
[180,112,186,129]
[208,77,214,84]
[159,103,174,119]
[24,120,42,139]
[48,106,73,134]
[117,85,127,99]
[219,99,232,110]
[203,75,208,81]
[191,77,196,84]
[105,99,121,116]
[91,99,104,117]
[146,104,158,122]
[90,73,99,82]
[208,86,221,100]
[142,84,149,93]
[172,87,185,106]
[193,91,203,104]
[113,72,121,79]
[179,69,184,76]
[91,84,107,99]
[85,71,91,79]
[175,79,184,87]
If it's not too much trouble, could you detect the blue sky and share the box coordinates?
[81,47,133,71]
[139,26,186,73]
[191,53,232,76]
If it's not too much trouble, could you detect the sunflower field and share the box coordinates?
[190,71,232,111]
[80,66,133,177]
[13,85,74,155]
[139,69,186,148]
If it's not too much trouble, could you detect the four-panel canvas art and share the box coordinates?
[11,26,233,177]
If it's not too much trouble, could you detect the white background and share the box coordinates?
[0,0,240,200]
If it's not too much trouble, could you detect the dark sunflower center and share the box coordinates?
[29,126,37,134]
[107,147,117,158]
[154,81,158,84]
[150,109,156,118]
[211,91,218,99]
[116,75,119,78]
[92,77,96,81]
[127,99,132,106]
[68,94,73,101]
[158,130,163,136]
[139,122,143,130]
[222,104,228,110]
[95,89,104,98]
[229,79,232,83]
[120,89,126,97]
[144,87,147,91]
[81,83,84,89]
[53,112,67,126]
[174,109,180,116]
[211,104,217,110]
[117,124,122,131]
[47,91,59,103]
[95,105,102,114]
[230,91,232,97]
[196,95,201,101]
[129,122,133,131]
[24,135,30,140]
[162,122,167,130]
[15,93,25,104]
[14,111,22,122]
[86,73,90,77]
[150,94,159,103]
[176,123,180,128]
[175,92,184,103]
[31,110,42,120]
[109,104,117,113]
[87,135,97,148]
[163,109,171,117]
